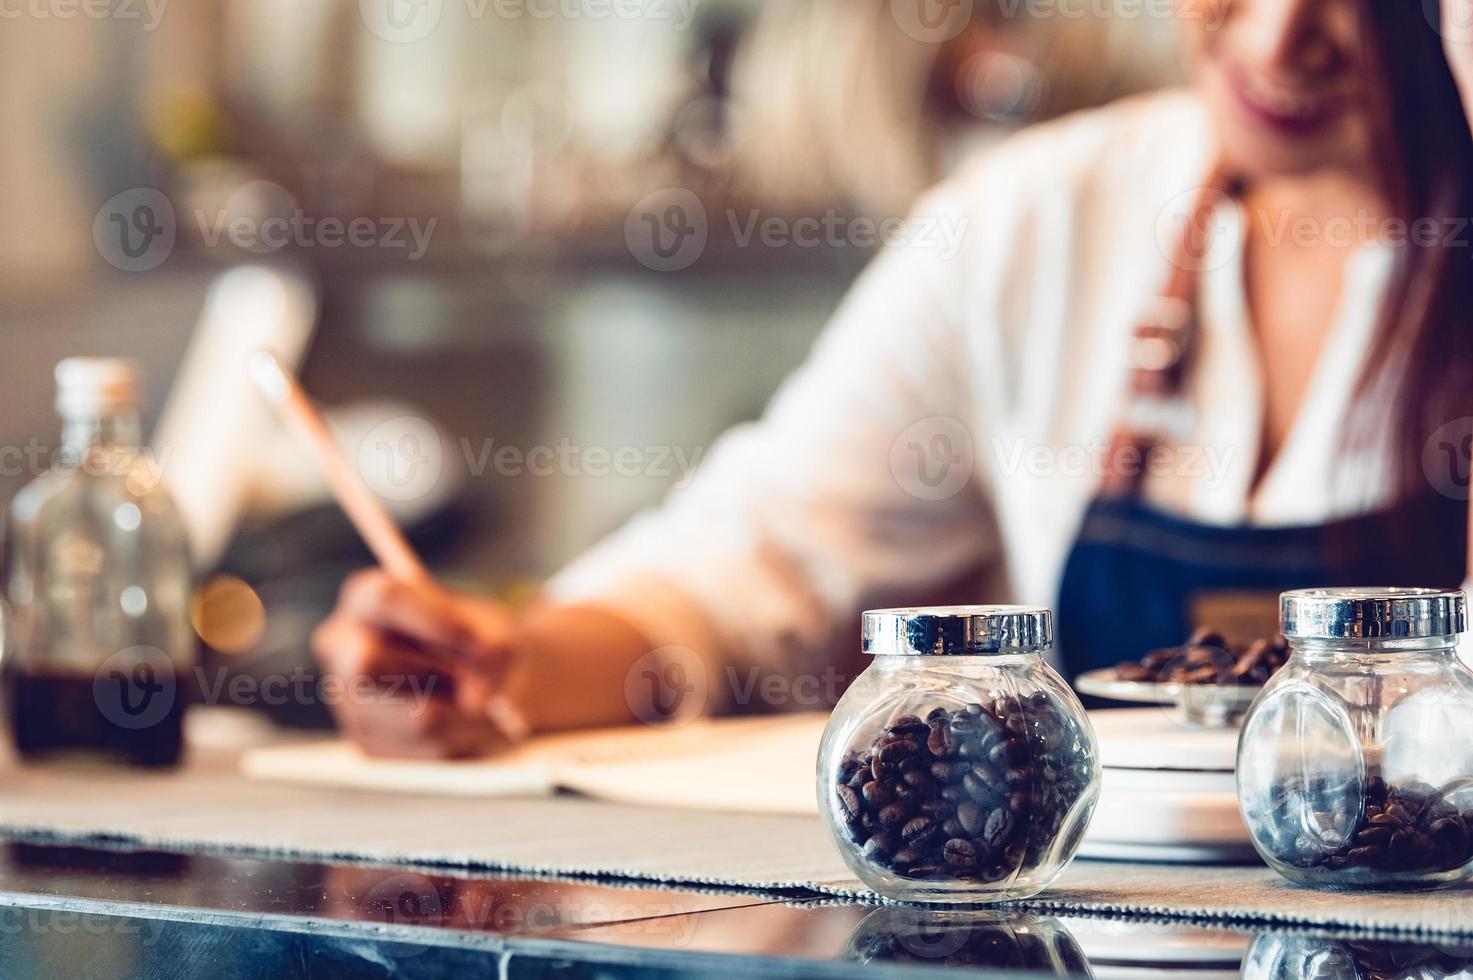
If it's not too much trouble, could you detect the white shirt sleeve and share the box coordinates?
[546,183,1000,696]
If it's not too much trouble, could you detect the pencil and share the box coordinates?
[248,350,529,743]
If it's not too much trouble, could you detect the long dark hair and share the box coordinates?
[1354,3,1473,511]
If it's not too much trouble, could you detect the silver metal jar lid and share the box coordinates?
[862,606,1053,656]
[1280,588,1468,640]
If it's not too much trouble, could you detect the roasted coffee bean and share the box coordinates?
[876,737,921,769]
[863,833,896,861]
[1354,825,1391,846]
[962,772,996,803]
[901,816,940,848]
[888,715,929,738]
[917,797,951,818]
[1187,626,1226,649]
[930,760,961,782]
[831,694,1095,887]
[1116,628,1287,686]
[836,784,861,820]
[984,808,1016,848]
[927,723,957,758]
[1252,775,1473,877]
[1430,817,1469,865]
[903,768,934,792]
[878,803,910,828]
[956,801,984,836]
[892,847,924,870]
[943,838,978,868]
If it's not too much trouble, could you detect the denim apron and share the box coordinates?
[1048,173,1464,678]
[1054,494,1464,678]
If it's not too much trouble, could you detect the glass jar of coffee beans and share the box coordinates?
[819,607,1100,903]
[1238,588,1473,890]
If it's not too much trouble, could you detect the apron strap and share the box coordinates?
[1099,168,1236,498]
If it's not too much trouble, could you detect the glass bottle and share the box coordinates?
[3,359,193,766]
[818,607,1100,903]
[1237,588,1473,889]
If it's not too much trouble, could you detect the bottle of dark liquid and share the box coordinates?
[3,359,193,767]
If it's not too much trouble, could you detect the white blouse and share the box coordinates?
[546,90,1400,694]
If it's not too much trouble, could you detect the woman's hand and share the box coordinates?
[312,570,519,759]
[1444,0,1473,115]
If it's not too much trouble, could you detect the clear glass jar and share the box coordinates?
[839,907,1090,975]
[1237,588,1473,889]
[818,607,1100,904]
[2,359,194,767]
[1242,932,1473,979]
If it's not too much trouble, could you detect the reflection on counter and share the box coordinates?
[1243,933,1473,980]
[6,843,1473,977]
[840,907,1090,975]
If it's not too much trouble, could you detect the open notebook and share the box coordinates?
[240,713,827,816]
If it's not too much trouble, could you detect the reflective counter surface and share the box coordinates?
[0,841,1469,978]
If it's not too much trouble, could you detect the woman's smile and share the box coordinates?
[1224,62,1351,135]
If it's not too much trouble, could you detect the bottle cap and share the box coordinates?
[1280,587,1467,640]
[55,358,139,417]
[862,606,1053,656]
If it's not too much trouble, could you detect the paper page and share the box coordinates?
[239,740,558,798]
[239,713,828,815]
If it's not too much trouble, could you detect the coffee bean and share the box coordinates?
[943,838,978,868]
[863,833,896,861]
[891,846,921,869]
[1430,817,1469,866]
[962,772,995,803]
[879,803,910,828]
[918,797,951,818]
[831,693,1094,888]
[902,816,940,848]
[888,715,928,738]
[1354,825,1392,846]
[930,760,961,782]
[903,768,934,792]
[984,808,1016,848]
[876,738,921,770]
[1253,777,1473,877]
[927,723,957,758]
[836,784,861,820]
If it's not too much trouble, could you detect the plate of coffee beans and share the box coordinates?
[1074,628,1289,726]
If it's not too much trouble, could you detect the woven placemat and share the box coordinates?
[2,752,1471,938]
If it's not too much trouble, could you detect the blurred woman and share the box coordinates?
[314,0,1473,756]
